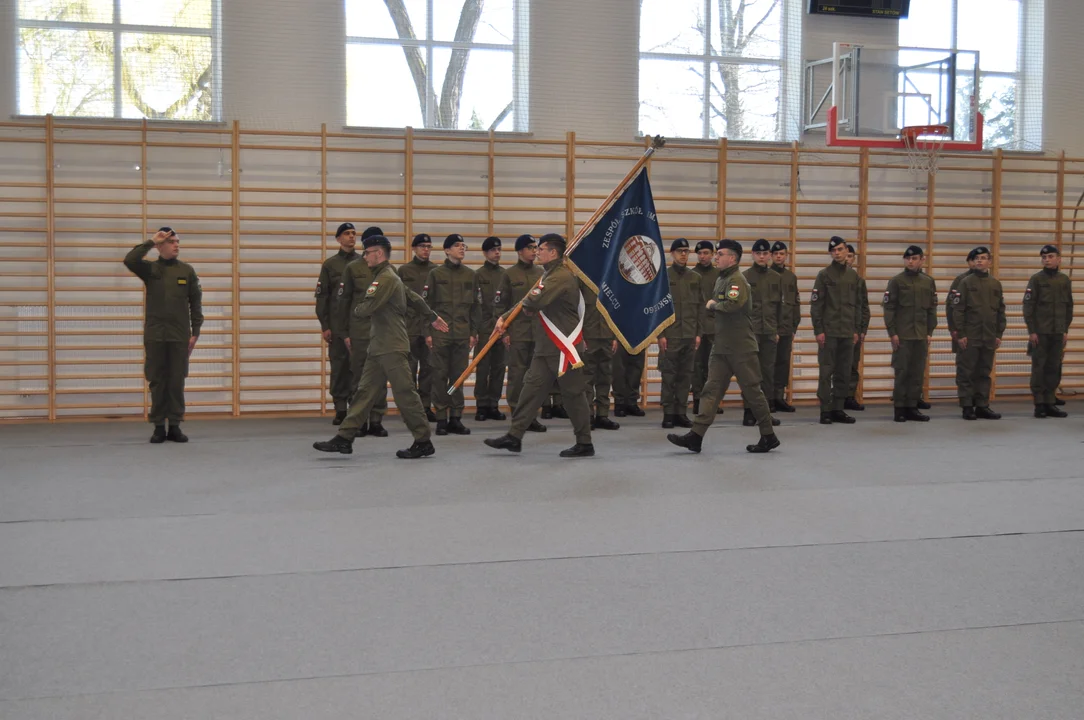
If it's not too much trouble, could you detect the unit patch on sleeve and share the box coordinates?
[366,281,379,296]
[314,281,322,298]
[726,285,740,299]
[882,290,890,305]
[810,288,819,303]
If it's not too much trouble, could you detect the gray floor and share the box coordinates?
[2,402,1083,719]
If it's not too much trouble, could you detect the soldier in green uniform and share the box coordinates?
[811,236,862,424]
[883,246,937,422]
[742,239,783,426]
[314,235,449,458]
[954,246,1006,420]
[124,227,204,443]
[425,234,479,435]
[334,226,390,437]
[946,250,978,381]
[770,241,800,412]
[397,233,437,421]
[659,238,701,429]
[844,244,870,411]
[473,236,510,421]
[668,239,780,454]
[579,276,620,430]
[691,240,720,415]
[315,222,359,424]
[1023,244,1073,418]
[485,234,594,457]
[496,234,547,432]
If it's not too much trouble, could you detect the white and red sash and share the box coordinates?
[539,291,585,376]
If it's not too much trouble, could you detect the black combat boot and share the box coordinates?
[593,416,620,430]
[626,404,645,417]
[475,408,488,421]
[961,406,977,420]
[484,434,522,452]
[435,419,449,436]
[614,405,628,417]
[486,406,507,421]
[332,410,347,425]
[446,417,471,435]
[742,408,756,427]
[552,406,569,419]
[150,425,167,443]
[313,435,353,454]
[673,414,693,428]
[775,398,795,413]
[1046,403,1068,418]
[917,399,932,410]
[905,407,930,422]
[366,422,388,437]
[716,405,725,414]
[975,406,1001,420]
[844,397,865,411]
[667,431,702,453]
[894,407,908,422]
[819,411,833,425]
[1054,396,1066,406]
[540,406,553,420]
[661,414,675,429]
[526,419,548,432]
[746,434,780,454]
[425,408,437,423]
[559,443,595,458]
[770,416,781,426]
[166,425,188,443]
[692,398,700,415]
[396,440,435,459]
[1034,404,1048,418]
[829,410,856,424]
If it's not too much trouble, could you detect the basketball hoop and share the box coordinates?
[901,124,951,175]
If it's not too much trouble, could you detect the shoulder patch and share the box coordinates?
[422,284,428,299]
[494,289,502,304]
[315,281,323,298]
[882,290,890,305]
[810,288,819,303]
[1024,287,1033,301]
[727,285,740,299]
[336,282,344,297]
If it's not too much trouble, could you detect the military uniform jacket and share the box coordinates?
[692,263,720,338]
[474,261,509,336]
[945,269,974,336]
[709,265,759,355]
[883,269,937,340]
[955,271,1007,345]
[315,249,358,335]
[510,259,581,358]
[497,260,544,343]
[124,241,204,342]
[425,260,480,340]
[579,278,614,342]
[810,261,861,338]
[743,264,783,336]
[771,263,801,336]
[856,274,871,335]
[1023,269,1074,335]
[334,258,379,341]
[396,257,435,337]
[662,263,701,341]
[353,261,436,356]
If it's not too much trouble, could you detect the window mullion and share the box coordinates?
[114,0,123,118]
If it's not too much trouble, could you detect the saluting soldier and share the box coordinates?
[313,235,449,459]
[742,239,783,426]
[426,234,480,435]
[691,239,720,415]
[1023,244,1074,418]
[579,276,620,430]
[770,240,800,412]
[668,239,780,455]
[473,236,509,422]
[659,238,701,429]
[315,222,359,424]
[497,234,547,432]
[485,234,595,457]
[844,244,871,411]
[124,227,203,443]
[811,236,862,424]
[954,246,1006,420]
[334,225,390,437]
[883,245,937,422]
[397,233,437,421]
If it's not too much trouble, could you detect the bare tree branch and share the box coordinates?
[438,0,484,128]
[489,100,513,131]
[383,0,437,120]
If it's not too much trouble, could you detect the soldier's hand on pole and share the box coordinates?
[816,333,826,347]
[322,329,332,343]
[494,316,507,336]
[891,335,900,351]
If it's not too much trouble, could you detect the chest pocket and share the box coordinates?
[990,287,1002,310]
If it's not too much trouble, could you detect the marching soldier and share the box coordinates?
[397,233,437,421]
[742,239,783,426]
[668,239,780,454]
[426,234,479,436]
[124,227,203,443]
[811,236,862,424]
[691,239,720,415]
[497,234,547,432]
[1023,244,1073,418]
[579,276,620,430]
[770,240,800,412]
[844,244,870,411]
[316,222,359,424]
[473,236,509,421]
[883,246,937,422]
[485,234,595,457]
[313,235,449,458]
[659,238,701,429]
[954,246,1006,420]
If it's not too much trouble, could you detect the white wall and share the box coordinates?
[1043,0,1084,155]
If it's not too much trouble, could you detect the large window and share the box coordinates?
[16,0,220,121]
[899,0,1044,150]
[346,0,528,131]
[639,0,801,141]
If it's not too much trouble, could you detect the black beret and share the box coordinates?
[481,236,502,252]
[694,240,715,253]
[539,232,566,248]
[670,238,690,252]
[751,239,771,253]
[361,226,383,240]
[362,234,391,251]
[1040,244,1059,256]
[412,233,432,247]
[903,245,924,258]
[444,233,465,249]
[967,246,991,261]
[158,226,178,239]
[717,239,743,259]
[514,234,536,251]
[846,243,856,254]
[828,236,846,250]
[770,241,788,253]
[335,222,355,237]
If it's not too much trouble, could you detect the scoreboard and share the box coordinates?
[808,0,911,18]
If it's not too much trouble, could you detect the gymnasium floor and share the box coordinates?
[2,402,1083,719]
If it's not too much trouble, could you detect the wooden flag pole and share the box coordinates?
[448,136,666,394]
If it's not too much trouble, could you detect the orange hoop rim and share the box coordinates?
[901,124,951,142]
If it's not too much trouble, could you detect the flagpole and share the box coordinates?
[447,136,666,394]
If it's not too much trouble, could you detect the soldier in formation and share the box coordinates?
[658,238,700,429]
[426,234,479,436]
[953,246,1006,420]
[315,222,358,424]
[741,239,782,426]
[844,244,871,411]
[1024,244,1073,418]
[473,236,509,422]
[397,233,437,421]
[690,240,720,415]
[882,246,937,422]
[811,236,862,424]
[769,241,799,412]
[498,234,548,432]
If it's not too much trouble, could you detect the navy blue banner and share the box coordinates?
[567,168,674,353]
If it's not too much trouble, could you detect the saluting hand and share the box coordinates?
[151,230,171,245]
